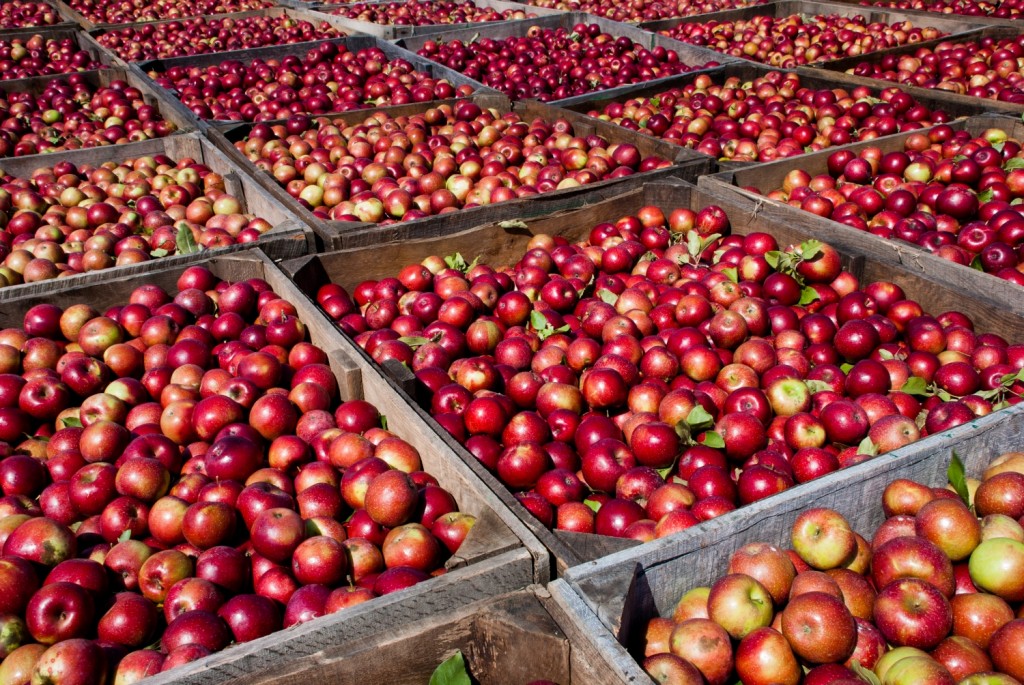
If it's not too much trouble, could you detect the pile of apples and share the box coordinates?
[146,42,475,122]
[327,0,540,27]
[660,14,946,67]
[0,154,279,288]
[757,126,1024,284]
[0,35,104,80]
[413,23,721,102]
[94,15,348,62]
[0,0,65,28]
[854,0,1024,18]
[582,71,955,163]
[642,453,1024,685]
[0,75,179,157]
[312,199,1024,540]
[517,0,765,23]
[0,264,476,684]
[230,101,671,225]
[64,0,272,26]
[841,35,1024,106]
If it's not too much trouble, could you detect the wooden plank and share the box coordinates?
[809,0,1024,26]
[561,404,1024,685]
[0,26,119,73]
[699,113,1024,325]
[0,131,314,303]
[282,175,1024,579]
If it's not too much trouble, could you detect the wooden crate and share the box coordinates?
[289,0,565,39]
[805,0,1024,26]
[801,26,1024,116]
[79,6,361,67]
[0,247,548,684]
[48,0,275,31]
[280,177,1024,575]
[700,113,1024,322]
[0,26,119,76]
[558,404,1024,684]
[0,64,197,146]
[637,0,979,55]
[557,61,990,147]
[0,0,79,34]
[394,12,739,104]
[147,585,634,685]
[130,35,494,132]
[206,93,714,251]
[0,132,313,303]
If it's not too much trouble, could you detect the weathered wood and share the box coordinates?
[700,113,1024,323]
[0,26,119,73]
[0,0,78,35]
[560,404,1024,685]
[0,131,313,302]
[0,247,544,683]
[282,176,1024,580]
[206,92,712,250]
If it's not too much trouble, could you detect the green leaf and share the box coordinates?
[529,310,548,331]
[700,431,725,449]
[597,289,618,305]
[993,141,1006,153]
[878,349,894,360]
[429,651,471,685]
[798,239,822,260]
[497,220,528,229]
[150,248,169,258]
[686,231,701,258]
[936,389,955,402]
[948,450,971,508]
[840,362,854,374]
[806,380,831,394]
[380,415,388,432]
[583,498,601,513]
[1004,157,1024,171]
[850,660,882,685]
[764,251,781,270]
[657,464,675,479]
[398,336,432,349]
[798,286,820,306]
[175,224,200,255]
[857,436,879,457]
[900,376,930,396]
[721,267,738,283]
[117,529,131,543]
[444,252,468,271]
[62,416,82,428]
[977,188,995,204]
[685,405,715,432]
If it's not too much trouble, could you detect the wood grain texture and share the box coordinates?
[562,404,1024,685]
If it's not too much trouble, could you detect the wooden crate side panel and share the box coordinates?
[139,549,534,685]
[566,406,1024,649]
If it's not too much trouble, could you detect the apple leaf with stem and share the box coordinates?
[798,286,819,306]
[397,336,432,349]
[175,224,200,255]
[443,253,481,274]
[1004,157,1024,171]
[899,377,930,396]
[721,267,738,283]
[674,231,721,266]
[529,310,569,341]
[117,529,132,543]
[429,651,471,685]
[948,451,971,508]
